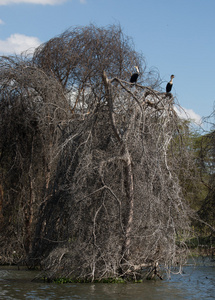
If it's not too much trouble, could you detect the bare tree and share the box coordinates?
[29,78,191,281]
[0,54,71,262]
[0,25,192,281]
[32,24,161,112]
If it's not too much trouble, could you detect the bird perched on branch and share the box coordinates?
[130,66,140,84]
[166,74,175,93]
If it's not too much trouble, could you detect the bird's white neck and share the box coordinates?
[135,66,139,73]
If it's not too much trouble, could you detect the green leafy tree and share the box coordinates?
[196,124,215,234]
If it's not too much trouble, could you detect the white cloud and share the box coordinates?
[0,0,67,5]
[80,0,86,3]
[174,106,202,126]
[0,33,41,55]
[0,19,4,24]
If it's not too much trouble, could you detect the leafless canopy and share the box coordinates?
[0,54,70,261]
[0,25,191,280]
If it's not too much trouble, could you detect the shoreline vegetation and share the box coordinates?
[0,24,214,283]
[1,243,214,284]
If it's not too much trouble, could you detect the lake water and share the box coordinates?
[0,257,214,299]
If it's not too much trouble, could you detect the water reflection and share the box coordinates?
[0,258,214,300]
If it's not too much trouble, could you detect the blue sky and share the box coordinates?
[0,0,214,129]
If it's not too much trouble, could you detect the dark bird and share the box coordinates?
[166,74,175,93]
[130,66,140,83]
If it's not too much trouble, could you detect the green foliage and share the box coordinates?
[172,121,213,210]
[168,116,215,239]
[53,277,128,284]
[185,236,215,249]
[192,130,215,231]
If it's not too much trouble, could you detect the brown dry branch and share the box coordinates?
[30,73,191,281]
[0,25,193,281]
[0,55,72,263]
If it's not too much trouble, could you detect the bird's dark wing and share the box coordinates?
[130,73,138,83]
[166,82,172,93]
